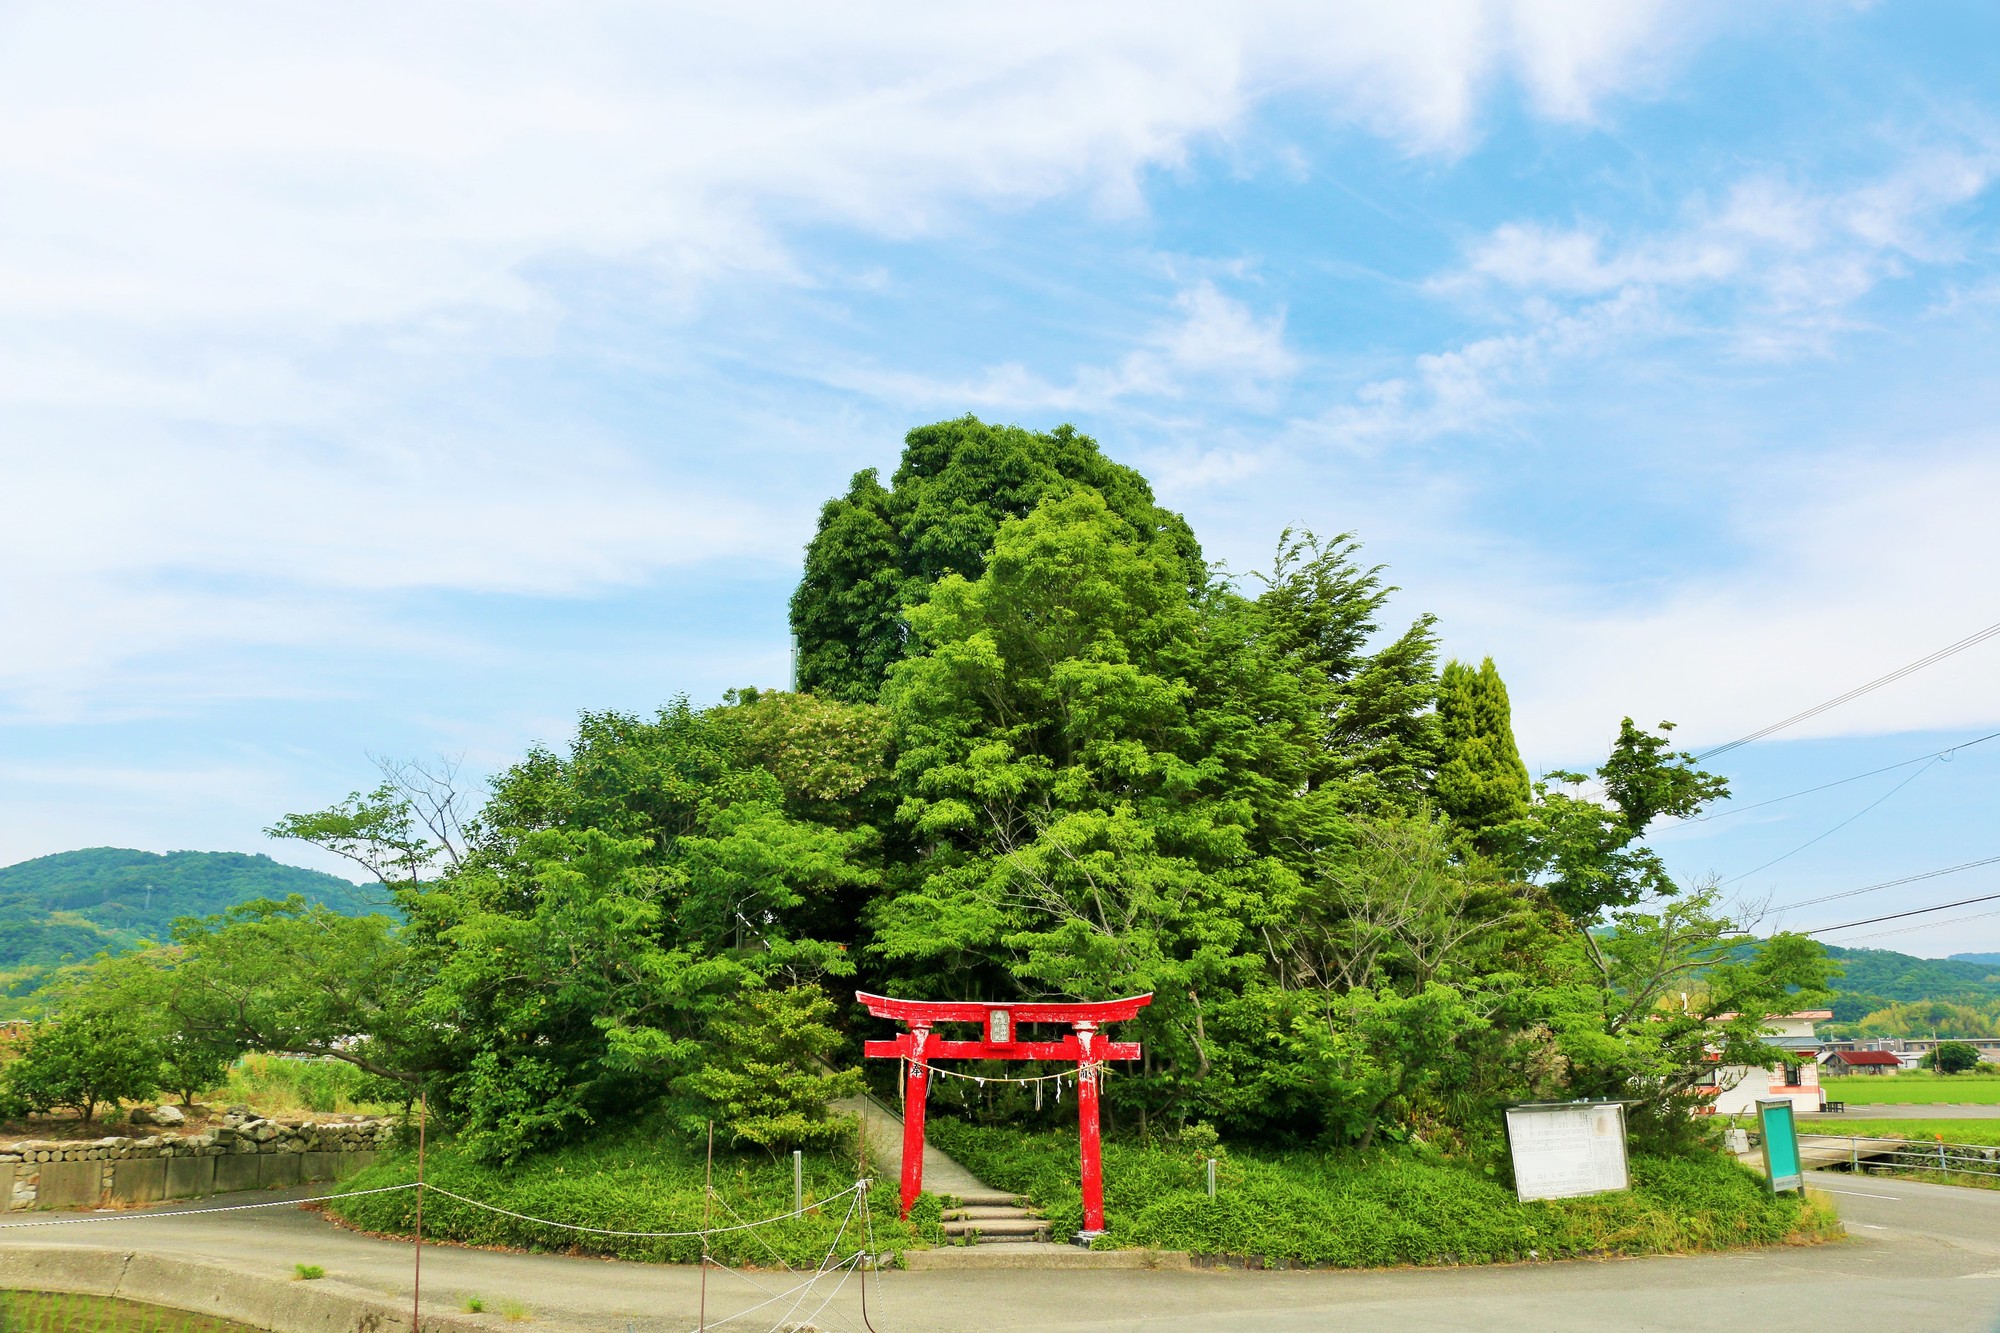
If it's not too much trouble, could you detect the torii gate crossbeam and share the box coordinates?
[858,991,1150,1242]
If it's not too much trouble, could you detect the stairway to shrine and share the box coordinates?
[832,1089,1052,1245]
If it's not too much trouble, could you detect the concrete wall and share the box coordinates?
[0,1244,486,1333]
[0,1114,392,1211]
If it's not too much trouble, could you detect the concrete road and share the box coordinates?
[1,1176,1998,1333]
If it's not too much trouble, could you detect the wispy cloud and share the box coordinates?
[842,280,1298,411]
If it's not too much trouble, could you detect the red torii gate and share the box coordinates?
[858,991,1151,1241]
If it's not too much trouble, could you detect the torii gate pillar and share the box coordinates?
[859,992,1150,1241]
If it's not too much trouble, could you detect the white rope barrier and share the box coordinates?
[0,1181,421,1230]
[419,1179,866,1239]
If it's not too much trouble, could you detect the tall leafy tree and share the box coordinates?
[1433,657,1532,846]
[790,417,1202,703]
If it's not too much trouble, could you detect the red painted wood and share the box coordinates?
[858,991,1150,1234]
[856,992,1153,1024]
[863,1037,1141,1061]
[1077,1027,1105,1234]
[899,1030,931,1220]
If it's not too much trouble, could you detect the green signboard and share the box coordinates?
[1758,1097,1803,1193]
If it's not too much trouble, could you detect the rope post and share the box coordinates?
[1206,1157,1216,1200]
[411,1090,426,1333]
[794,1149,804,1217]
[699,1121,714,1333]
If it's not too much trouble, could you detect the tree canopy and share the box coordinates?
[39,416,1832,1159]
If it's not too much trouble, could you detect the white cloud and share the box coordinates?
[1445,143,2000,355]
[0,2,1694,718]
[1427,445,2000,765]
[831,279,1299,410]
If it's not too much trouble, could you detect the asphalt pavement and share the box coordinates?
[0,1174,1996,1332]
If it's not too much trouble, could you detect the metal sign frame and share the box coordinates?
[1757,1097,1804,1193]
[1502,1099,1632,1202]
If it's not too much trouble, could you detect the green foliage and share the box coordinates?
[4,1012,160,1123]
[1929,1041,1983,1074]
[212,1054,397,1114]
[292,1264,324,1280]
[1433,657,1531,846]
[1821,947,2000,1007]
[1854,1000,1997,1039]
[1494,719,1727,922]
[675,985,862,1152]
[927,1120,1830,1264]
[126,419,1855,1201]
[789,416,1201,703]
[326,1114,913,1266]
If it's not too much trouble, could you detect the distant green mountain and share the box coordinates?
[1951,953,2000,967]
[1821,943,2000,1014]
[0,847,384,969]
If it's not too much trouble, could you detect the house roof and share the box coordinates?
[1834,1050,1903,1066]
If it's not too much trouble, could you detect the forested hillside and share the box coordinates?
[0,848,376,968]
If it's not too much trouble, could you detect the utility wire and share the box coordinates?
[1675,729,2000,825]
[1841,904,2000,944]
[1806,888,2000,936]
[1721,758,1939,887]
[1695,618,2000,761]
[1767,853,2000,913]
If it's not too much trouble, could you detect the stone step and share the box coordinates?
[905,1244,1193,1271]
[948,1190,1024,1207]
[944,1204,1040,1221]
[941,1217,1052,1240]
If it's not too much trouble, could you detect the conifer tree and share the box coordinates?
[1433,657,1531,844]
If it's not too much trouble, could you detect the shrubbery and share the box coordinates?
[927,1120,1836,1265]
[325,1113,910,1267]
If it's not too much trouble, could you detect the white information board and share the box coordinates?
[1504,1102,1630,1202]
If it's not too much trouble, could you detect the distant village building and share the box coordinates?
[1696,1009,1831,1115]
[1821,1049,1903,1076]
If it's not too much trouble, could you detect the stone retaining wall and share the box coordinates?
[0,1108,394,1211]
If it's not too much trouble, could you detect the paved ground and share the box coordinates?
[1805,1103,2000,1119]
[3,1173,1999,1332]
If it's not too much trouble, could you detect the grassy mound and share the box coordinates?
[324,1116,910,1267]
[927,1121,1839,1265]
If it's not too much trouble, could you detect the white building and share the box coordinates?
[1698,1009,1830,1116]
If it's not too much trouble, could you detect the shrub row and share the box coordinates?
[926,1120,1837,1266]
[324,1117,909,1267]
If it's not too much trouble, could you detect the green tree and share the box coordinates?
[5,1013,161,1123]
[790,417,1201,703]
[1929,1041,1981,1074]
[1433,657,1531,845]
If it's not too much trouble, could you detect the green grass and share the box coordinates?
[1799,1119,2000,1146]
[206,1054,396,1115]
[0,1290,265,1332]
[1821,1076,2000,1105]
[927,1120,1839,1266]
[325,1113,909,1267]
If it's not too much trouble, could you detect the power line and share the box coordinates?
[1677,729,2000,825]
[1806,888,2000,937]
[1768,853,2000,913]
[1695,618,2000,762]
[1720,757,1939,887]
[1841,904,2000,945]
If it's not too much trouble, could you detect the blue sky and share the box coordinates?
[5,2,2000,955]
